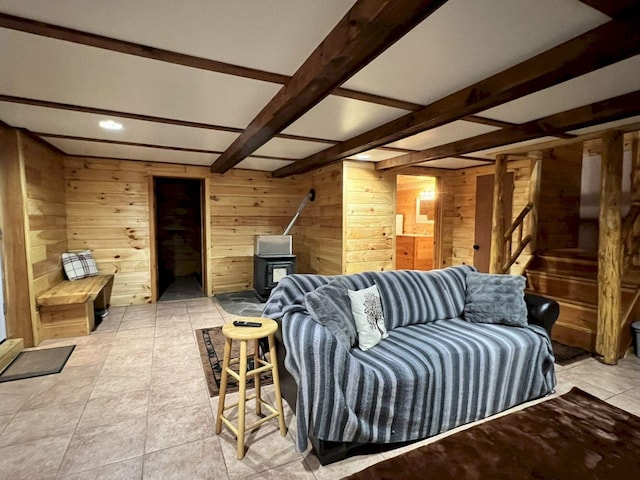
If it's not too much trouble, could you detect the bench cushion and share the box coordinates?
[37,275,114,307]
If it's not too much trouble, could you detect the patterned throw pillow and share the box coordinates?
[348,284,389,351]
[62,250,99,281]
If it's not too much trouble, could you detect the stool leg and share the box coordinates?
[237,339,248,459]
[215,337,232,434]
[268,334,287,436]
[254,338,262,416]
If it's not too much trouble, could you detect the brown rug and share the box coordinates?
[196,327,272,397]
[344,388,640,480]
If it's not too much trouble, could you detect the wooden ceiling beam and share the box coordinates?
[209,0,448,173]
[0,11,522,143]
[0,13,289,85]
[0,94,335,145]
[31,132,296,162]
[274,11,640,177]
[375,90,640,170]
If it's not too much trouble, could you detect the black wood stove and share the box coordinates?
[253,189,314,301]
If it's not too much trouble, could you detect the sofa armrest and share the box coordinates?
[524,293,559,336]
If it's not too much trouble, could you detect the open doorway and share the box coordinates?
[154,177,205,302]
[396,175,438,270]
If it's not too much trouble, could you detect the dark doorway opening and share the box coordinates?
[154,177,205,301]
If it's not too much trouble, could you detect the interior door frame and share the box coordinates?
[394,172,442,270]
[148,174,212,302]
[473,172,514,272]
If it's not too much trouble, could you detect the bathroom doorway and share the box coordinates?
[395,175,439,271]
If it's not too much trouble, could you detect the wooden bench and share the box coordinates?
[36,275,114,340]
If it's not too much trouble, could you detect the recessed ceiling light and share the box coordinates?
[99,119,123,131]
[354,153,371,160]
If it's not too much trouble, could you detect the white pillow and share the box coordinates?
[62,250,99,281]
[348,284,389,351]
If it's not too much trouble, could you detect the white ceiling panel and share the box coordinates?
[282,95,408,141]
[0,29,281,129]
[385,121,500,151]
[342,0,608,105]
[480,56,640,124]
[347,149,404,162]
[570,115,640,136]
[471,136,559,158]
[418,158,493,169]
[254,138,333,160]
[0,101,239,151]
[42,137,218,166]
[0,0,355,76]
[235,157,294,172]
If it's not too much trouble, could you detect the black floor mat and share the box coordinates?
[0,345,75,382]
[552,341,592,366]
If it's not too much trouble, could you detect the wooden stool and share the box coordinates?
[215,317,287,459]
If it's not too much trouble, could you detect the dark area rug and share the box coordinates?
[552,340,592,366]
[0,345,75,382]
[214,291,265,317]
[196,327,272,397]
[344,387,640,480]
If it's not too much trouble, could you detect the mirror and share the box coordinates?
[416,197,429,223]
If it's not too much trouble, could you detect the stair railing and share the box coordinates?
[622,202,640,270]
[501,202,534,273]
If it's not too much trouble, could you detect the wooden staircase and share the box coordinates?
[525,249,640,357]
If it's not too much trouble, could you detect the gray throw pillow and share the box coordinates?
[304,278,358,348]
[464,272,527,327]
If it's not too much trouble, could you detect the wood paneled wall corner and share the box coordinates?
[65,157,154,305]
[21,132,68,344]
[297,162,343,276]
[343,161,395,274]
[0,127,35,345]
[209,168,310,293]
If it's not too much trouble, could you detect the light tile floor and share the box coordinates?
[0,299,639,479]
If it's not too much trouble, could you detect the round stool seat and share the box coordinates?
[222,317,277,340]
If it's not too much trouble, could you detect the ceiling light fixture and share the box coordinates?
[354,153,371,160]
[99,119,123,131]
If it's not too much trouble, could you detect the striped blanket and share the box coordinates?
[263,266,556,452]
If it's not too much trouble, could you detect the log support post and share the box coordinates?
[490,154,508,274]
[631,138,639,204]
[527,154,543,254]
[596,130,623,364]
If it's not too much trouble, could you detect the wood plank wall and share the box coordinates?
[209,168,309,292]
[536,146,583,251]
[23,135,68,298]
[65,157,311,305]
[440,159,532,272]
[298,162,343,275]
[65,158,155,305]
[343,161,395,274]
[0,128,35,345]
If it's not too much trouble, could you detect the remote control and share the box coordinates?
[233,320,262,327]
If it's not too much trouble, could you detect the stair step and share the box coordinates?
[526,271,638,306]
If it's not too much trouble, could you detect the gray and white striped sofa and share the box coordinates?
[262,265,557,464]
